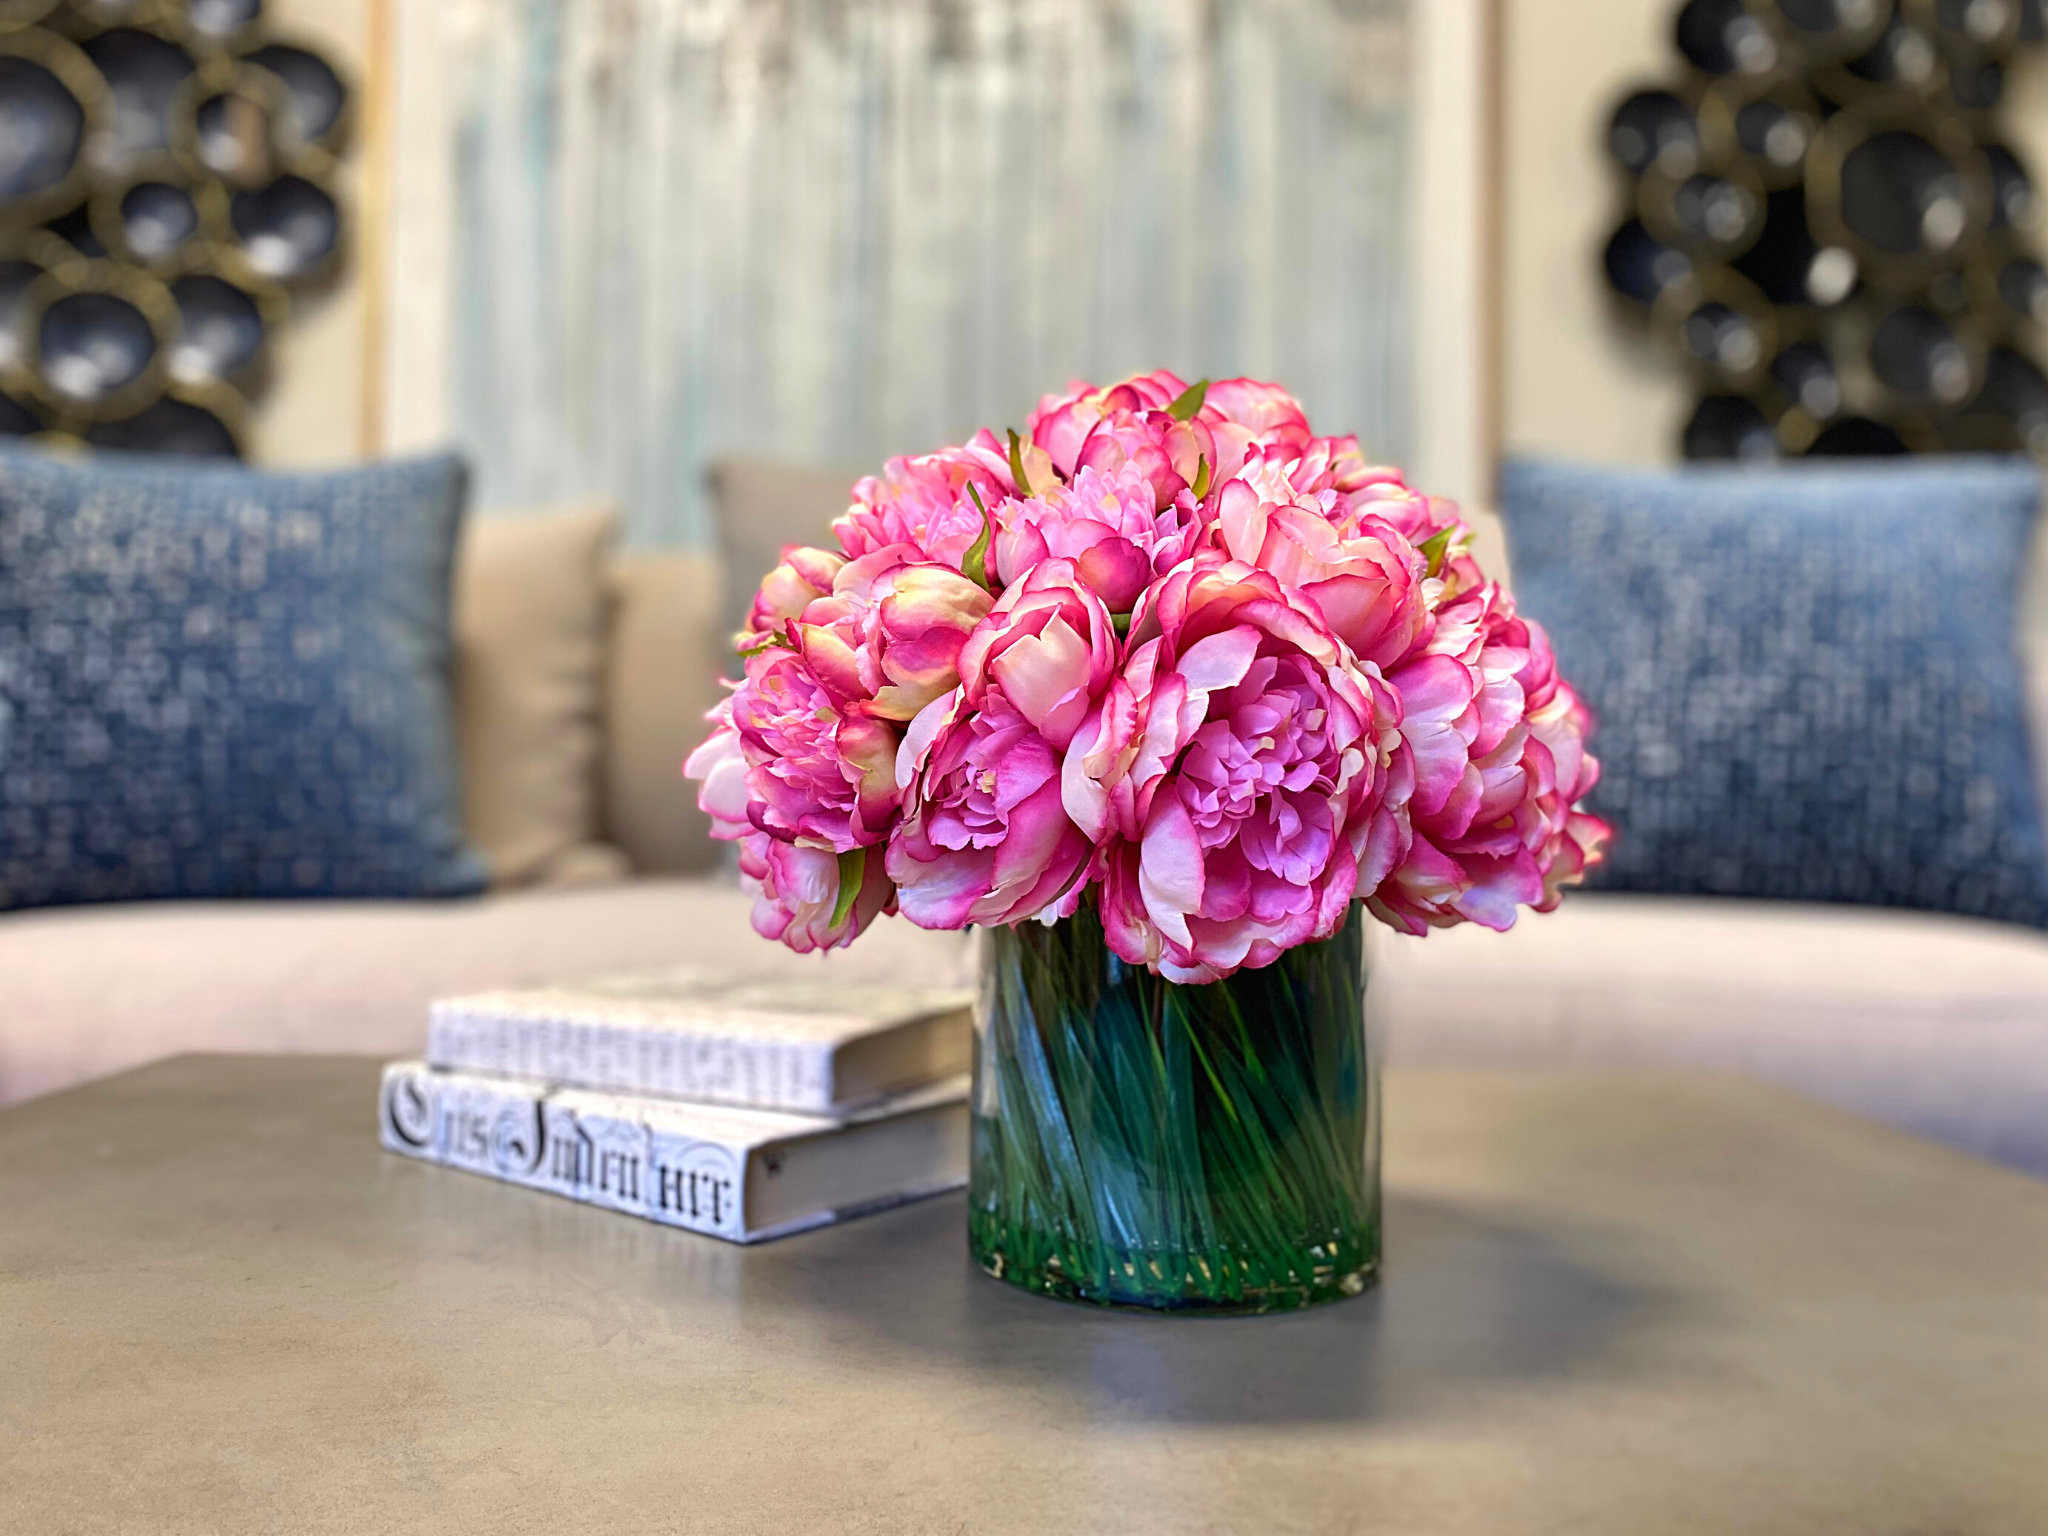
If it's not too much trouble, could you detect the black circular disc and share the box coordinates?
[1609,91,1698,177]
[1996,256,2048,326]
[1771,340,1845,420]
[1843,17,1940,90]
[194,85,278,187]
[0,389,42,436]
[117,180,202,262]
[83,28,195,169]
[86,394,240,457]
[1869,305,1974,407]
[1931,0,2020,55]
[1680,300,1767,378]
[0,258,48,371]
[230,174,338,283]
[1985,144,2038,232]
[188,0,262,42]
[1684,395,1779,460]
[1973,346,2048,433]
[1952,59,2005,114]
[168,272,265,382]
[0,56,87,207]
[1678,0,1781,74]
[37,289,158,404]
[1605,218,1693,304]
[1839,130,1971,257]
[243,44,346,148]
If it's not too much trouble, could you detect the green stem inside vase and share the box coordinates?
[968,900,1381,1314]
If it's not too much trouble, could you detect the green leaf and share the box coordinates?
[830,847,867,932]
[1007,428,1033,498]
[738,629,797,659]
[1166,378,1209,421]
[1191,455,1212,499]
[963,483,996,591]
[1418,526,1453,578]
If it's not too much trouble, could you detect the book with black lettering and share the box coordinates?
[424,970,972,1115]
[378,1060,969,1243]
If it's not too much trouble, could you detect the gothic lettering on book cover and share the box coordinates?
[543,1103,591,1194]
[435,1078,543,1180]
[441,1090,496,1172]
[381,1067,436,1151]
[580,1112,651,1216]
[489,1100,544,1178]
[652,1135,743,1240]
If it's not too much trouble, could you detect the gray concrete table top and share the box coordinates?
[3,1055,2046,1535]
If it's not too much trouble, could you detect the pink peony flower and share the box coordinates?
[1028,370,1251,511]
[1065,556,1409,984]
[1368,584,1612,934]
[1210,478,1431,671]
[738,832,895,953]
[683,702,750,842]
[1028,370,1188,472]
[889,561,1118,928]
[741,544,844,646]
[1329,466,1489,602]
[696,649,900,853]
[993,462,1206,613]
[684,369,1612,967]
[791,545,993,724]
[834,430,1020,570]
[1202,378,1314,459]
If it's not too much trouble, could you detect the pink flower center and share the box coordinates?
[1172,653,1338,887]
[925,697,1057,852]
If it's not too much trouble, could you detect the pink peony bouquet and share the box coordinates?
[687,371,1612,984]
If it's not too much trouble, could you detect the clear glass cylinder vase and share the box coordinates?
[968,900,1380,1314]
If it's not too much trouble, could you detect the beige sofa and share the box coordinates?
[6,476,2047,1180]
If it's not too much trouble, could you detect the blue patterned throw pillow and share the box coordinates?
[0,450,487,910]
[1498,456,2048,929]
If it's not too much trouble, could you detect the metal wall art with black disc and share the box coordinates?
[1605,0,2048,459]
[0,0,348,458]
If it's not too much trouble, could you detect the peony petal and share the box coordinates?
[991,612,1090,738]
[1139,794,1205,948]
[1174,624,1263,694]
[1061,707,1113,841]
[896,690,960,791]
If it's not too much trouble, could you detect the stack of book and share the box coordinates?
[377,970,975,1243]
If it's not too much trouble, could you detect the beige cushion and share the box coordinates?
[0,880,974,1108]
[453,509,631,888]
[603,553,726,874]
[707,459,862,650]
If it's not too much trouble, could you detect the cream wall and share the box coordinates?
[1499,0,2048,466]
[240,0,374,467]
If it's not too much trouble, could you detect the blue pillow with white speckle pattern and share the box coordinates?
[0,448,487,910]
[1498,456,2048,929]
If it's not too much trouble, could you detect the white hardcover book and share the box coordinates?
[378,1060,968,1244]
[424,969,974,1114]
